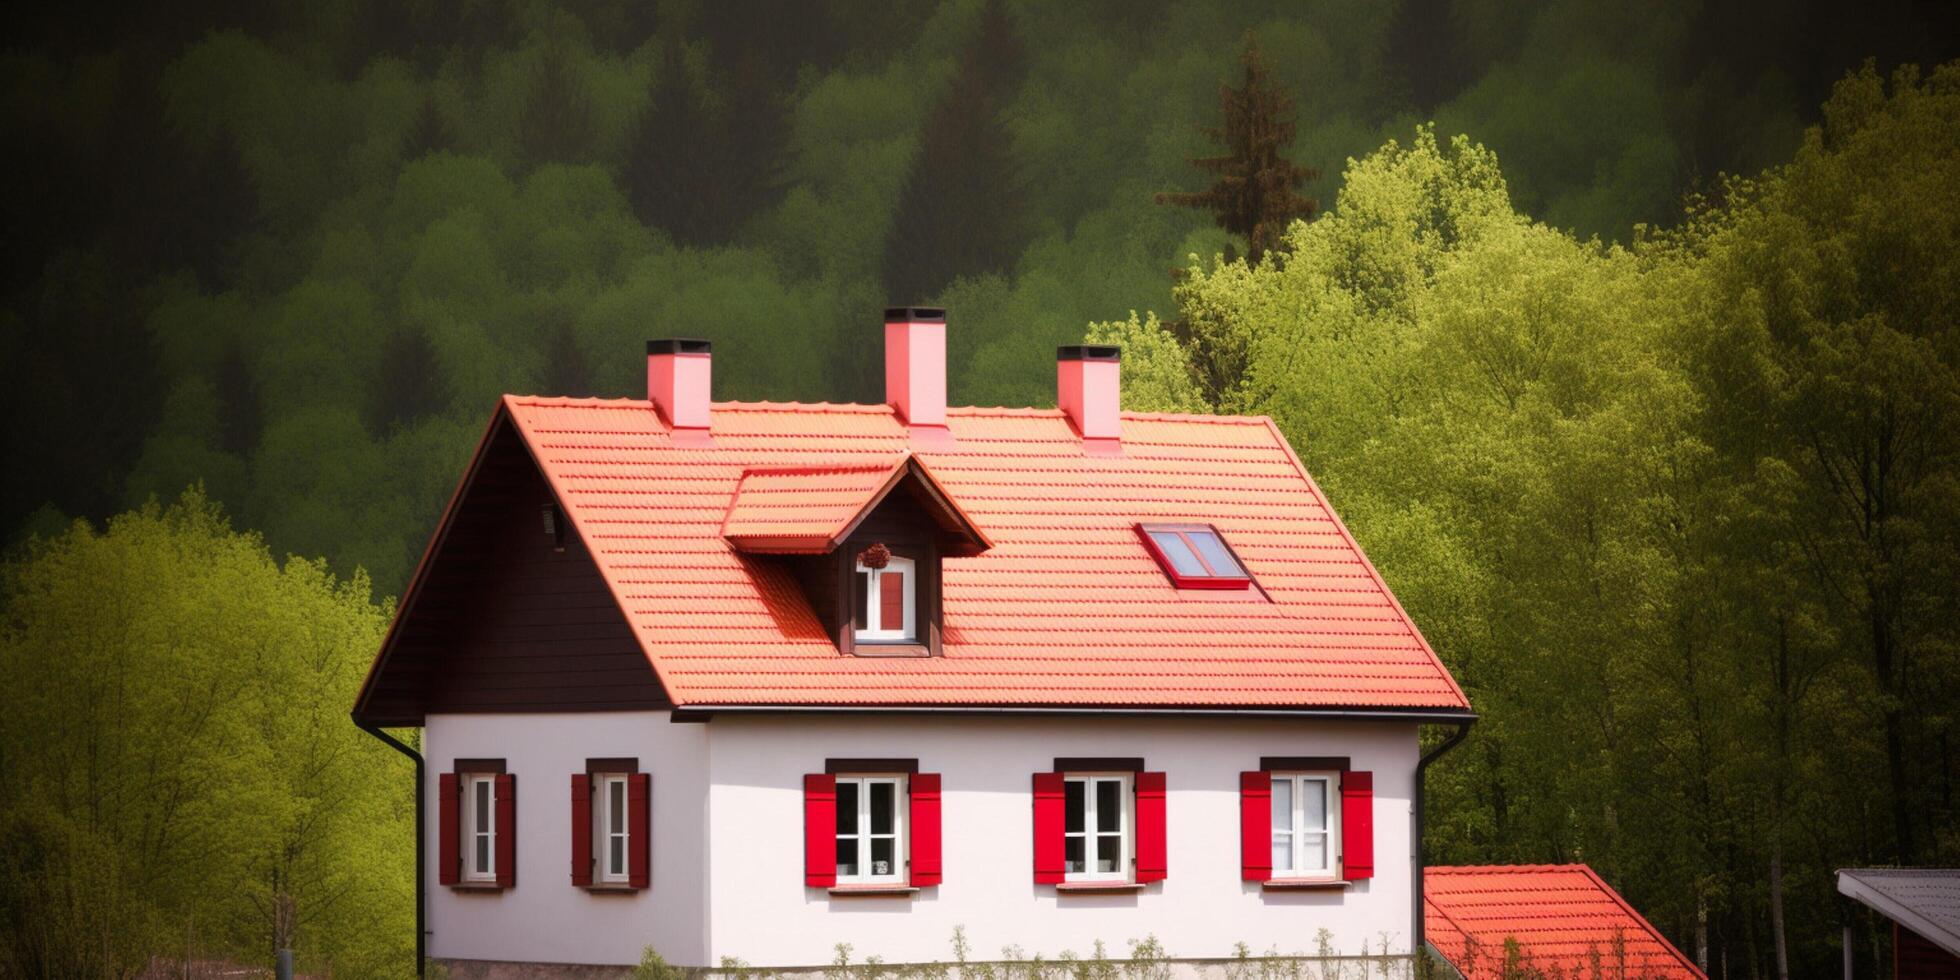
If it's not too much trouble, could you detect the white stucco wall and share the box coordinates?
[424,711,709,967]
[704,714,1418,968]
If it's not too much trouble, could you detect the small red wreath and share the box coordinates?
[857,542,892,569]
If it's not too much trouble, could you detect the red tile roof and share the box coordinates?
[1425,865,1703,979]
[389,395,1470,711]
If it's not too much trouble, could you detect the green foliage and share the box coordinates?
[637,945,688,980]
[1099,62,1960,979]
[7,0,1932,590]
[0,488,410,976]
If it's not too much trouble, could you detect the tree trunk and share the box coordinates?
[1697,895,1710,974]
[1873,604,1914,863]
[1770,847,1789,980]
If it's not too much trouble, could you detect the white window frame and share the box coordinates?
[1270,772,1338,879]
[597,774,630,884]
[462,773,497,882]
[854,556,917,642]
[1063,773,1132,883]
[834,774,909,885]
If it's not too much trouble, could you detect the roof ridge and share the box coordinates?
[503,394,1277,427]
[739,459,906,477]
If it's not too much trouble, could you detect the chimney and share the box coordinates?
[647,339,712,437]
[885,307,948,430]
[1057,345,1121,450]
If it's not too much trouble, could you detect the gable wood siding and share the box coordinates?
[1898,924,1960,979]
[359,421,668,724]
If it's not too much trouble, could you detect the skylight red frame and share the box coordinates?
[1135,523,1253,590]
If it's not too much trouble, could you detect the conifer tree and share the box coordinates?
[517,38,596,165]
[401,95,449,161]
[1156,33,1318,264]
[881,2,1028,303]
[622,39,787,245]
[215,343,262,456]
[366,327,443,433]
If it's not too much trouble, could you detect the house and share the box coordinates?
[1836,869,1960,979]
[351,309,1475,976]
[1422,865,1703,979]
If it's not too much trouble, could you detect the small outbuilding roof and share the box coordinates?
[1425,864,1703,979]
[1837,868,1960,958]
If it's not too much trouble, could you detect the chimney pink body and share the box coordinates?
[647,339,712,431]
[1057,345,1121,448]
[884,308,948,427]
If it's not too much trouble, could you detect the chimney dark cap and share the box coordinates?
[884,306,947,322]
[647,339,712,355]
[1057,345,1121,362]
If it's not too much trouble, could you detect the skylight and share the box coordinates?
[1136,523,1251,590]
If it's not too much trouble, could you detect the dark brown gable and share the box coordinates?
[789,486,946,657]
[354,414,668,726]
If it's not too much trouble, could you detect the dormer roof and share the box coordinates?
[721,456,990,557]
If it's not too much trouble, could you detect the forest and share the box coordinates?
[2,0,1957,976]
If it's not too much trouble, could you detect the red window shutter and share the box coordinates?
[879,570,905,628]
[628,773,651,889]
[804,773,837,887]
[438,773,460,886]
[570,774,592,887]
[494,773,517,888]
[909,772,942,887]
[1032,771,1065,884]
[1340,770,1373,881]
[1135,771,1167,883]
[1239,771,1270,881]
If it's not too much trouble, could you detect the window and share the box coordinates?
[1064,774,1131,881]
[463,773,497,882]
[1136,523,1251,589]
[855,555,916,642]
[598,774,630,883]
[1270,773,1337,878]
[835,775,907,884]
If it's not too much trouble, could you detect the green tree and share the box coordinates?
[1155,33,1319,265]
[0,489,411,976]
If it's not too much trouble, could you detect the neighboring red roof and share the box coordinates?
[720,456,990,556]
[1425,865,1703,979]
[366,395,1471,711]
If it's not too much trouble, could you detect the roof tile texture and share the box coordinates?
[1425,865,1703,979]
[505,396,1470,710]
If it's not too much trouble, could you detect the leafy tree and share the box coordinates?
[1155,33,1318,265]
[0,490,410,976]
[1094,64,1960,972]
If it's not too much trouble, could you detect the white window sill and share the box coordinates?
[1056,881,1145,893]
[1261,878,1348,891]
[828,884,919,896]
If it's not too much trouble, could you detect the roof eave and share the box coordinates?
[1838,869,1960,958]
[669,703,1479,723]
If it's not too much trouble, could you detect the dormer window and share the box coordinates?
[855,553,916,642]
[1137,523,1251,590]
[721,455,991,657]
